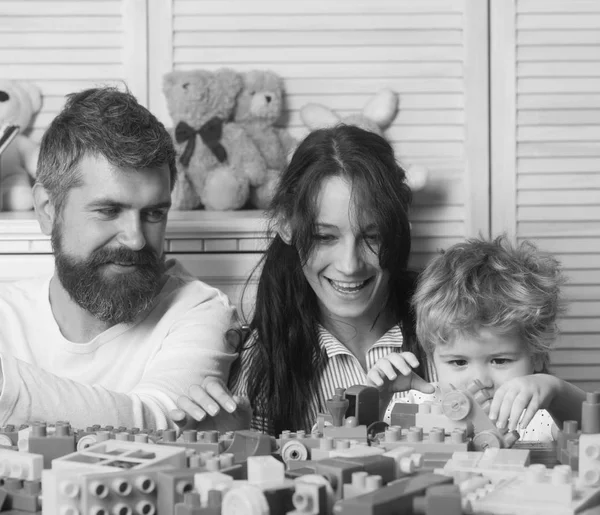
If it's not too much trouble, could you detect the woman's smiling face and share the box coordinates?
[302,175,391,326]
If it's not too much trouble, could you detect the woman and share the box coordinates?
[172,124,434,435]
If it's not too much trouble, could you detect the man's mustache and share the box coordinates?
[87,246,160,268]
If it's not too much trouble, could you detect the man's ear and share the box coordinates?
[275,218,293,245]
[32,183,56,236]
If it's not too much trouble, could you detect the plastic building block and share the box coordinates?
[463,463,600,515]
[0,448,44,481]
[414,402,470,434]
[79,467,161,515]
[331,472,452,515]
[52,439,186,473]
[194,471,234,506]
[220,430,276,463]
[412,484,462,515]
[23,422,76,469]
[0,425,22,448]
[344,385,380,428]
[580,433,600,487]
[288,474,334,514]
[247,455,285,484]
[323,423,368,444]
[390,403,419,430]
[157,428,231,455]
[327,388,351,427]
[221,482,295,515]
[314,459,365,501]
[583,392,600,434]
[0,478,42,513]
[342,472,382,499]
[441,380,520,449]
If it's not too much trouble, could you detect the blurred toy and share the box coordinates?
[233,70,297,209]
[300,89,428,192]
[0,79,42,211]
[162,69,267,211]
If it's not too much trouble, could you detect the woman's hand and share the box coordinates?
[366,352,435,395]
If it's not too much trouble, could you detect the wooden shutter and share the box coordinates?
[0,0,148,143]
[148,0,491,267]
[491,0,600,391]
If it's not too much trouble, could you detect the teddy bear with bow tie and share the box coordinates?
[163,68,267,210]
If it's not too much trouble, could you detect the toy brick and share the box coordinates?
[582,392,600,434]
[247,455,285,484]
[342,472,382,499]
[335,455,396,486]
[580,433,600,487]
[415,402,470,434]
[390,403,419,429]
[79,467,161,515]
[0,426,19,447]
[288,478,330,515]
[0,488,7,511]
[262,482,296,514]
[314,458,365,501]
[323,425,368,443]
[220,430,276,463]
[327,388,350,427]
[52,439,186,473]
[194,471,234,506]
[332,472,452,515]
[0,479,42,513]
[345,385,380,428]
[0,448,44,481]
[174,492,205,515]
[412,484,462,515]
[285,466,319,480]
[27,431,76,470]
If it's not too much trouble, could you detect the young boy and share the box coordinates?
[368,236,586,441]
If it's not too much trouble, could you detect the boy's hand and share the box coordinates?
[488,374,559,431]
[170,377,252,431]
[366,352,435,395]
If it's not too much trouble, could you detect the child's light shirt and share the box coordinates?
[391,383,556,442]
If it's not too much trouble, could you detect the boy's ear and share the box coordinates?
[275,218,293,245]
[32,183,56,236]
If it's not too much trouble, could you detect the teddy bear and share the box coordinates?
[300,89,428,191]
[233,70,296,209]
[0,79,42,211]
[162,68,268,211]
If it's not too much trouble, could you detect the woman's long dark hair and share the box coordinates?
[230,125,422,436]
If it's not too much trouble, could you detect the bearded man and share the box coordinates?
[0,87,240,430]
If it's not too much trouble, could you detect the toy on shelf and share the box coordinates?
[299,89,428,193]
[233,70,297,210]
[1,385,599,514]
[0,79,42,212]
[162,69,268,211]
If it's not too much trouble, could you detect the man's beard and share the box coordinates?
[51,225,165,325]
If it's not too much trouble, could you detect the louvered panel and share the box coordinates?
[149,0,489,249]
[492,0,600,390]
[0,0,148,144]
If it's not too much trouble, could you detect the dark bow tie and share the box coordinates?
[175,117,227,166]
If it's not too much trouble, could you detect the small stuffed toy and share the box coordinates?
[0,79,42,211]
[163,68,267,210]
[233,70,296,209]
[300,89,427,191]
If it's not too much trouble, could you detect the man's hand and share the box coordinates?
[170,377,252,432]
